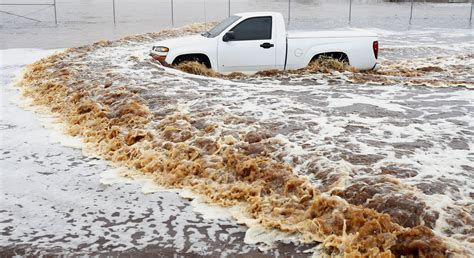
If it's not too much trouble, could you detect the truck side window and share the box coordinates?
[230,16,272,41]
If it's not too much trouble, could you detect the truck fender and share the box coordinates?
[303,44,352,66]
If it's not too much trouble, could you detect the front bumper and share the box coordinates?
[149,51,170,66]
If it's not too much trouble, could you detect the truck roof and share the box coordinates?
[233,12,282,18]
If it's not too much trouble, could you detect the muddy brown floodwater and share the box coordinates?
[12,22,473,257]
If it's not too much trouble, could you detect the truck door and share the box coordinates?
[218,16,276,73]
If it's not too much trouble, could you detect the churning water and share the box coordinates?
[1,0,473,256]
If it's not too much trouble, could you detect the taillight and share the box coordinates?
[373,41,379,59]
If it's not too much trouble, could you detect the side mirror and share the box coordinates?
[223,31,235,42]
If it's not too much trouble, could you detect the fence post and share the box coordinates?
[288,0,291,25]
[228,0,230,17]
[53,0,57,24]
[112,0,116,24]
[409,0,414,25]
[349,0,352,23]
[204,0,207,30]
[171,0,174,26]
[470,0,473,23]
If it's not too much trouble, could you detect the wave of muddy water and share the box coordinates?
[15,24,473,256]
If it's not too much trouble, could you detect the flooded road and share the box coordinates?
[1,0,473,256]
[1,49,314,257]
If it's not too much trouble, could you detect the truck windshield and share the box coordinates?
[202,15,241,38]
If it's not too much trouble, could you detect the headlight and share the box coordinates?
[152,46,169,52]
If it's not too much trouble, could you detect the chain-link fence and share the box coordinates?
[1,0,472,26]
[1,0,472,49]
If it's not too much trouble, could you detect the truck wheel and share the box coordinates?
[173,54,212,69]
[312,52,349,64]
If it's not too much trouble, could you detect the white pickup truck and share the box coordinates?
[150,12,380,73]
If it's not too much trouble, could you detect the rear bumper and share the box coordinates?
[149,51,170,66]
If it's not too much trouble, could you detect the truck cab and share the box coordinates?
[212,12,287,72]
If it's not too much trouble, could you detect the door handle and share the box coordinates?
[260,43,274,49]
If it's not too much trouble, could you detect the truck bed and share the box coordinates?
[287,30,377,39]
